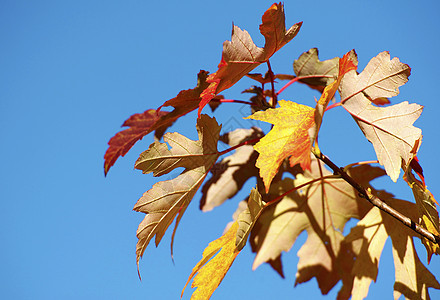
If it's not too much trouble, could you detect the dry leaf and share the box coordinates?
[133,115,221,268]
[198,3,302,116]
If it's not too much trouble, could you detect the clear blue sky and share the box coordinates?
[1,0,439,299]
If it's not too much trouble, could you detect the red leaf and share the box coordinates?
[198,3,302,117]
[104,109,168,176]
[104,70,211,175]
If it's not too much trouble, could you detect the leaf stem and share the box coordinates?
[277,75,334,96]
[266,60,278,107]
[263,175,340,208]
[311,148,440,245]
[217,137,261,156]
[211,98,257,106]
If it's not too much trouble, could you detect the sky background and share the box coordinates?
[1,0,440,299]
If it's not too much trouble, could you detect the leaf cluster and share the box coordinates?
[104,3,440,299]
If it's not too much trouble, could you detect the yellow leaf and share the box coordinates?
[246,100,315,191]
[405,159,440,262]
[182,221,240,300]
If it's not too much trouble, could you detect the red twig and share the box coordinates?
[277,75,334,96]
[217,137,261,156]
[266,61,278,107]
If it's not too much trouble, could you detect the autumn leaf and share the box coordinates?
[345,197,440,299]
[198,3,302,116]
[200,127,262,212]
[309,51,357,144]
[405,158,440,262]
[104,109,169,175]
[246,100,315,191]
[250,158,384,295]
[182,221,240,300]
[236,188,264,251]
[339,51,420,182]
[133,115,221,268]
[293,47,340,92]
[104,70,210,175]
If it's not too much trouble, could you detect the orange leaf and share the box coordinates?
[182,221,240,300]
[198,3,302,116]
[246,100,315,191]
[309,51,357,143]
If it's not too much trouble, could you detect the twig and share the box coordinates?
[312,148,440,245]
[266,61,278,107]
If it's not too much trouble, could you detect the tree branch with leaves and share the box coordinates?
[104,3,440,299]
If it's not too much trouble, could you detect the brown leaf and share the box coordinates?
[104,70,210,175]
[198,3,302,116]
[236,188,264,251]
[200,127,263,211]
[345,197,440,299]
[340,51,421,182]
[250,158,384,295]
[293,48,341,92]
[133,115,221,269]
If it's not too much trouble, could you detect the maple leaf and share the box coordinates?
[104,109,169,175]
[200,127,262,212]
[404,158,440,262]
[293,47,340,92]
[345,197,440,299]
[104,70,210,175]
[198,3,302,116]
[133,115,221,268]
[309,51,357,144]
[235,188,264,251]
[182,221,240,300]
[339,51,421,182]
[246,100,315,192]
[250,158,385,295]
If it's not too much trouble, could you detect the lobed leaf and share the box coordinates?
[235,188,264,251]
[104,70,210,175]
[133,115,221,269]
[198,3,302,116]
[200,127,263,211]
[404,158,440,262]
[104,109,169,175]
[340,51,420,181]
[345,197,440,299]
[293,48,340,92]
[182,221,240,300]
[250,158,385,295]
[246,100,315,192]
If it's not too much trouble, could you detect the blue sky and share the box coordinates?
[1,0,440,299]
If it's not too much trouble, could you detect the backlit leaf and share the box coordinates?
[182,221,240,300]
[104,70,210,175]
[340,51,420,181]
[236,188,264,251]
[293,48,340,92]
[198,3,302,116]
[133,115,221,268]
[309,51,357,144]
[200,127,262,211]
[104,109,169,175]
[345,197,440,299]
[250,158,384,295]
[405,158,440,262]
[246,100,315,191]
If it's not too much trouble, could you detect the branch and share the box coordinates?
[312,148,440,245]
